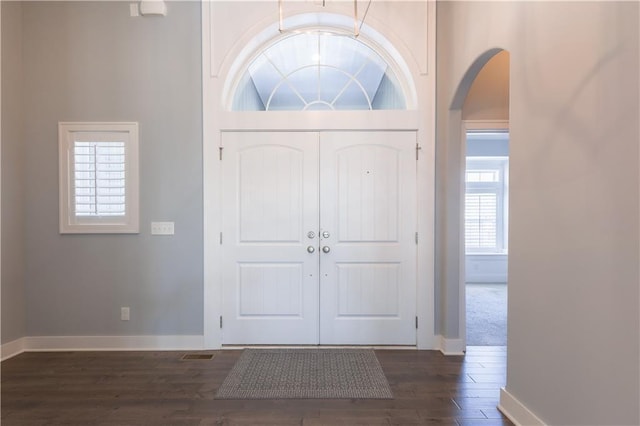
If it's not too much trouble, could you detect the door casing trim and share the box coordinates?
[202,2,437,350]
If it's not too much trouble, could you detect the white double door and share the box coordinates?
[221,131,417,345]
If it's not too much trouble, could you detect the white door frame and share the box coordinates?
[202,1,437,349]
[459,119,509,351]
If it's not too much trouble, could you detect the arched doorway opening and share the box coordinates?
[450,49,510,350]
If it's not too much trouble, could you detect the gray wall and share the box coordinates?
[466,133,509,157]
[1,1,27,344]
[20,1,203,336]
[437,1,639,424]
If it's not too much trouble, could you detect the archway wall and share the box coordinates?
[436,2,639,425]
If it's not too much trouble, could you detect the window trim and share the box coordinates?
[58,122,139,234]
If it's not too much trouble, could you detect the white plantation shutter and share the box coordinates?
[74,142,126,216]
[465,192,498,250]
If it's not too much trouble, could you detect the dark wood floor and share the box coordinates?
[1,346,513,426]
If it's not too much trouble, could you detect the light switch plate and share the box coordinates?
[151,221,174,235]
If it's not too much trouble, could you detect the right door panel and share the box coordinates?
[319,131,417,345]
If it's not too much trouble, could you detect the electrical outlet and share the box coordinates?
[151,221,174,235]
[121,307,130,321]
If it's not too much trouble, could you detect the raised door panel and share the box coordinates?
[238,145,304,243]
[336,144,401,242]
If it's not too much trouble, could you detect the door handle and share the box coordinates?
[307,246,316,254]
[322,246,330,253]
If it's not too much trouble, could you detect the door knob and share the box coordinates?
[322,246,330,253]
[307,246,316,253]
[307,231,316,239]
[322,231,330,238]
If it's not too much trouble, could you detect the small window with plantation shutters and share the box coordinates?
[465,157,508,253]
[59,122,139,234]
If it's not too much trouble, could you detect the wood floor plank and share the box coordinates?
[1,347,513,426]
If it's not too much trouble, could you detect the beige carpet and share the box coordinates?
[466,283,507,346]
[215,349,393,399]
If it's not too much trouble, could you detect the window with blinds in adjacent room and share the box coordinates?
[465,192,498,250]
[465,157,508,253]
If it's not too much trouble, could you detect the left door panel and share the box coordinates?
[221,132,320,344]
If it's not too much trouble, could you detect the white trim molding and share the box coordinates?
[499,387,547,426]
[1,335,204,360]
[1,337,27,361]
[438,335,465,355]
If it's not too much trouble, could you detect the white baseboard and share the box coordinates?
[1,335,204,359]
[438,335,465,355]
[499,387,546,426]
[1,337,27,361]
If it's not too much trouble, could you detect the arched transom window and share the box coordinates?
[232,31,406,111]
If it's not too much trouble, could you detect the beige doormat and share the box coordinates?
[214,349,393,399]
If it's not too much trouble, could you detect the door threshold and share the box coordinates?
[221,345,418,350]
